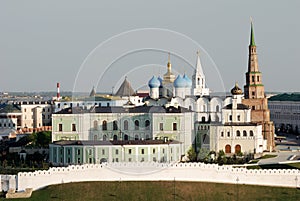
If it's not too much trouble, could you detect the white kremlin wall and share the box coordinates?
[13,162,300,191]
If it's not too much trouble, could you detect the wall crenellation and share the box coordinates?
[6,162,299,192]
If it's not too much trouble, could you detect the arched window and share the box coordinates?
[235,144,241,154]
[202,134,209,144]
[216,105,220,112]
[124,120,128,130]
[215,115,219,122]
[225,145,231,154]
[124,134,129,141]
[134,120,139,130]
[236,130,241,137]
[102,120,107,130]
[113,120,118,130]
[145,120,150,130]
[250,130,254,137]
[189,105,192,111]
[201,116,206,123]
[113,135,118,141]
[146,134,150,140]
[243,130,247,137]
[135,135,139,140]
[103,135,107,141]
[93,120,98,130]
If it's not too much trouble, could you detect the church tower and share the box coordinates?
[192,51,209,96]
[242,20,275,151]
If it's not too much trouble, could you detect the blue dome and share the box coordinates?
[148,76,160,88]
[174,75,187,88]
[183,74,192,87]
[157,76,163,88]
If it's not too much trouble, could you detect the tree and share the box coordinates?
[36,131,51,148]
[187,147,197,162]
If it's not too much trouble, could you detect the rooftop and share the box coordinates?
[52,139,180,146]
[268,93,300,102]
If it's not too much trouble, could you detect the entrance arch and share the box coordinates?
[235,144,241,153]
[225,144,231,154]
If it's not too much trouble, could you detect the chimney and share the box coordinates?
[57,82,60,100]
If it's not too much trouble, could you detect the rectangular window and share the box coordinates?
[160,123,164,131]
[128,158,132,162]
[141,149,144,154]
[237,115,241,121]
[221,132,224,137]
[153,148,155,154]
[227,132,230,137]
[72,124,76,131]
[229,115,232,121]
[173,123,177,131]
[67,149,71,155]
[116,158,119,162]
[58,124,63,131]
[102,149,105,155]
[129,149,132,154]
[77,149,80,155]
[116,149,119,155]
[252,75,255,82]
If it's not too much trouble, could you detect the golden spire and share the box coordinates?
[167,52,171,70]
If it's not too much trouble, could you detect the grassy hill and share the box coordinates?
[5,181,300,201]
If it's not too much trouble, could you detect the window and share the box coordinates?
[146,135,150,140]
[113,120,118,130]
[237,115,240,121]
[135,135,139,140]
[229,115,232,121]
[145,120,150,130]
[129,149,132,154]
[201,116,206,122]
[58,124,63,132]
[67,149,71,155]
[102,149,105,155]
[243,130,247,137]
[103,135,107,141]
[257,76,260,82]
[116,149,119,155]
[153,148,155,154]
[250,130,254,137]
[159,123,164,131]
[236,130,240,137]
[116,158,119,162]
[93,120,98,130]
[141,149,144,154]
[252,91,255,96]
[162,149,165,154]
[173,123,177,131]
[221,132,224,137]
[227,132,230,137]
[216,105,220,112]
[252,106,255,110]
[72,124,76,131]
[77,149,81,155]
[102,120,107,130]
[134,120,139,130]
[124,120,128,130]
[113,135,118,140]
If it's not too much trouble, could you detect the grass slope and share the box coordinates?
[5,181,300,201]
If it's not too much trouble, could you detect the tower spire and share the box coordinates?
[250,17,256,46]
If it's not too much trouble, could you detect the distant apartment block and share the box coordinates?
[268,93,300,133]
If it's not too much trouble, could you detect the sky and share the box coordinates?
[0,0,299,93]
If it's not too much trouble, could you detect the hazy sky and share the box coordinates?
[0,0,299,93]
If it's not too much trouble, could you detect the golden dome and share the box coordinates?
[231,82,243,95]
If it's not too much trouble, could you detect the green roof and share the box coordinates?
[0,104,21,113]
[269,93,300,102]
[250,22,256,46]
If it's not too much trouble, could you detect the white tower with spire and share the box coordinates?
[192,51,209,96]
